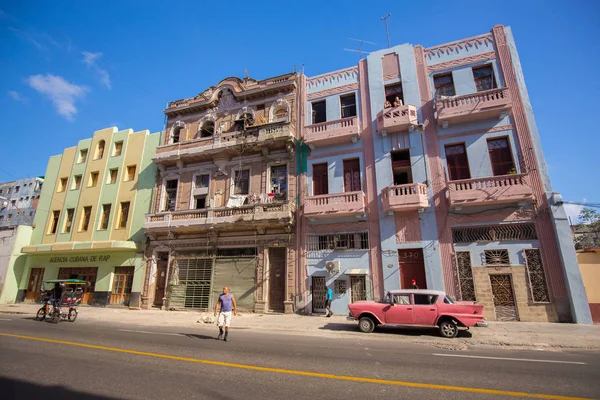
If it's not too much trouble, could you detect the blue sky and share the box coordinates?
[1,1,598,220]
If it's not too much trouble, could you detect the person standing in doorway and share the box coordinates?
[412,279,419,290]
[214,287,237,341]
[325,285,333,317]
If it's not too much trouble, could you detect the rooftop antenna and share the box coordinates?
[244,68,249,79]
[381,13,392,48]
[344,38,376,60]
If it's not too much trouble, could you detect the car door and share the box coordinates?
[383,294,414,325]
[412,294,439,326]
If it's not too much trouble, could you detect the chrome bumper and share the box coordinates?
[347,316,356,321]
[476,319,488,328]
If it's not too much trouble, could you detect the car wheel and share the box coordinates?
[439,320,458,338]
[358,316,375,333]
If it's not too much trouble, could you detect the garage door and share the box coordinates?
[213,255,257,311]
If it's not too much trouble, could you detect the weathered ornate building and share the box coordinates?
[143,74,299,313]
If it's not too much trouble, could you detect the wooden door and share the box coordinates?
[490,274,519,321]
[268,248,286,312]
[312,163,328,195]
[25,268,44,302]
[350,276,366,303]
[343,159,361,192]
[398,249,427,289]
[311,276,326,313]
[154,253,169,307]
[110,267,134,306]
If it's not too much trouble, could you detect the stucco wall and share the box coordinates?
[0,226,32,303]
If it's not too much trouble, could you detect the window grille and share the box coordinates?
[484,249,510,266]
[452,223,537,243]
[524,248,550,303]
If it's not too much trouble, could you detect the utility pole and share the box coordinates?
[381,13,392,48]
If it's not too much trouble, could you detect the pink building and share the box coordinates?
[297,25,592,324]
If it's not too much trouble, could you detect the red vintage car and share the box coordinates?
[347,289,487,338]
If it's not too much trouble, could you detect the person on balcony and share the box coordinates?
[394,97,403,107]
[384,100,392,109]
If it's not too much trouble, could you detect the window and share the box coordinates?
[312,163,328,195]
[99,204,111,230]
[434,73,455,97]
[311,101,326,124]
[29,211,34,216]
[113,141,123,156]
[473,65,496,92]
[391,150,412,185]
[58,177,68,192]
[0,216,3,222]
[392,294,411,305]
[49,210,60,234]
[445,144,471,181]
[414,294,438,305]
[340,93,357,118]
[94,140,105,160]
[64,208,74,233]
[487,138,515,176]
[11,200,16,208]
[199,121,214,138]
[81,206,92,231]
[273,107,287,121]
[164,180,178,211]
[7,214,12,223]
[270,165,288,201]
[194,196,207,209]
[234,169,250,195]
[78,149,88,163]
[72,175,82,190]
[384,83,404,106]
[108,168,118,184]
[118,202,130,229]
[25,196,29,201]
[194,174,210,189]
[343,159,361,192]
[125,165,137,181]
[89,171,99,187]
[310,232,369,251]
[484,249,510,266]
[172,126,182,143]
[15,185,20,193]
[335,280,347,294]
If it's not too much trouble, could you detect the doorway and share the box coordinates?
[398,249,427,289]
[111,266,134,306]
[343,159,361,192]
[311,276,326,313]
[58,267,98,305]
[153,252,169,308]
[490,274,519,321]
[350,275,367,303]
[25,268,44,302]
[312,163,328,196]
[268,247,286,312]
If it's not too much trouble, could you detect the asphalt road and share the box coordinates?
[0,315,598,400]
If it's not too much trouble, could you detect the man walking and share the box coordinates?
[214,287,236,341]
[325,285,333,317]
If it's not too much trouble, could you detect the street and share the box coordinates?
[0,316,598,399]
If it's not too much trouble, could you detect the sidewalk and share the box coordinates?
[1,303,599,351]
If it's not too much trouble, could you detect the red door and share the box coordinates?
[343,159,361,192]
[312,163,328,195]
[384,293,414,324]
[398,249,427,289]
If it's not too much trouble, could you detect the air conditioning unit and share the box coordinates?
[325,260,340,274]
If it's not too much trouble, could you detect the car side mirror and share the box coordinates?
[389,298,395,306]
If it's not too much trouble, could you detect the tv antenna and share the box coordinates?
[381,13,392,48]
[344,38,376,60]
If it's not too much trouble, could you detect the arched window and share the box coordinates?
[273,107,288,121]
[172,127,182,143]
[200,121,215,138]
[269,99,290,123]
[170,121,185,144]
[95,140,105,160]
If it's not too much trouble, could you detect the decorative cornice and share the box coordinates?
[307,66,358,89]
[306,83,359,100]
[439,124,513,140]
[428,51,496,73]
[425,33,494,60]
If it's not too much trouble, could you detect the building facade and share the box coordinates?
[0,177,44,227]
[16,127,159,308]
[577,248,600,323]
[297,25,592,324]
[143,74,298,313]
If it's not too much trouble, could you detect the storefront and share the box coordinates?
[18,247,144,308]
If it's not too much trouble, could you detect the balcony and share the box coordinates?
[145,202,294,232]
[376,105,419,135]
[448,174,534,208]
[382,183,429,213]
[303,116,360,149]
[153,121,295,165]
[304,191,366,218]
[436,87,512,127]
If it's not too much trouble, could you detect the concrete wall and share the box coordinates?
[577,250,600,323]
[0,226,32,303]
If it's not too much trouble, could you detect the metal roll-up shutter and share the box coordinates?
[171,258,213,310]
[213,256,257,311]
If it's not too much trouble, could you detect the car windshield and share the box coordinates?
[444,295,455,304]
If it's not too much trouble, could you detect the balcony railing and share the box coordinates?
[304,191,365,217]
[448,174,534,207]
[303,116,360,148]
[436,87,512,126]
[381,183,429,213]
[376,105,419,135]
[145,202,294,231]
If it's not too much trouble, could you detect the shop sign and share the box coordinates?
[48,255,111,263]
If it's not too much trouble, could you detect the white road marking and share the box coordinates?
[433,353,586,365]
[118,329,182,337]
[0,318,12,321]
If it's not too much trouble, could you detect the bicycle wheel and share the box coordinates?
[67,308,78,322]
[51,309,60,324]
[35,307,46,321]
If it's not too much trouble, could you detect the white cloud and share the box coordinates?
[82,51,111,89]
[564,198,587,224]
[27,74,88,121]
[8,90,27,103]
[8,27,44,50]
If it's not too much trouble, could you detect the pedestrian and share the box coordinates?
[325,285,333,317]
[214,286,237,341]
[412,279,419,290]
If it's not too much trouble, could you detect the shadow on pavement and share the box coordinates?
[181,333,219,340]
[0,376,121,400]
[320,323,473,338]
